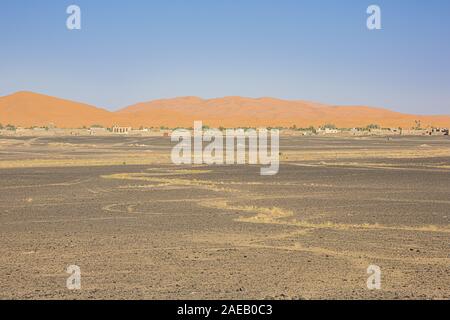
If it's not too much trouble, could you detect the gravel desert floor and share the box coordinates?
[0,135,449,299]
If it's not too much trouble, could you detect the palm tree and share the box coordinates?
[414,120,421,129]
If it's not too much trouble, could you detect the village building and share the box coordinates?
[388,128,402,135]
[317,128,340,135]
[89,127,108,135]
[350,128,363,135]
[425,128,449,136]
[400,129,427,136]
[112,126,132,134]
[368,128,386,135]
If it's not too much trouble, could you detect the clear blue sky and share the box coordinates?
[1,0,450,114]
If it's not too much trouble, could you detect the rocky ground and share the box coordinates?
[0,135,448,299]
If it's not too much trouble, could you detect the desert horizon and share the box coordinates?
[1,91,449,129]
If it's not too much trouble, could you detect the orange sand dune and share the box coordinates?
[1,91,449,129]
[118,96,450,128]
[0,91,119,128]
